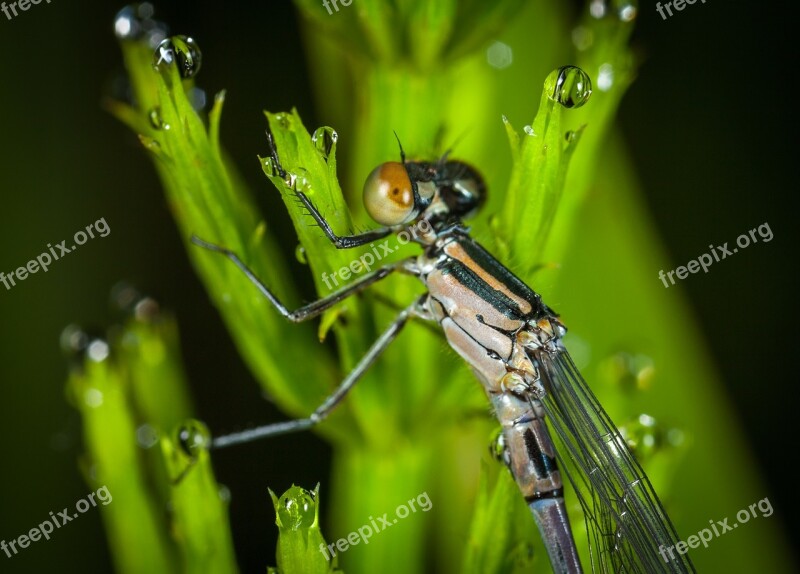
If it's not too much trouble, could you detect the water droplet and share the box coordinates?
[218,484,232,503]
[590,0,608,18]
[489,428,507,463]
[273,113,291,129]
[523,125,536,136]
[134,297,160,321]
[110,282,160,322]
[87,339,110,362]
[148,107,168,130]
[177,420,210,458]
[60,324,90,356]
[295,244,308,264]
[486,41,513,70]
[187,87,207,111]
[589,0,637,22]
[544,66,592,109]
[620,413,664,460]
[262,156,277,177]
[597,63,614,92]
[110,282,141,312]
[139,135,162,154]
[571,26,594,51]
[311,126,338,160]
[113,4,168,48]
[618,1,638,21]
[136,424,159,448]
[599,351,655,392]
[275,486,317,531]
[84,388,104,408]
[564,130,577,143]
[153,36,202,79]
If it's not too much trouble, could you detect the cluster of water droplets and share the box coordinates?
[620,413,685,462]
[60,324,111,366]
[110,281,161,323]
[589,0,638,22]
[113,3,168,48]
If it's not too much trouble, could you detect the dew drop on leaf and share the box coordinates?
[153,36,202,79]
[311,126,338,160]
[544,66,592,109]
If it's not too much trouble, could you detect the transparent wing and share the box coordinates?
[530,346,695,574]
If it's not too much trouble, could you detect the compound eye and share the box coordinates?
[363,162,416,226]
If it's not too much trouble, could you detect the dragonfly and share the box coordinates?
[191,132,695,574]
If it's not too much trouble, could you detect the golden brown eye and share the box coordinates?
[362,162,416,225]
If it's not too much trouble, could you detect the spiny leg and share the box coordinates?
[212,301,422,448]
[191,235,414,322]
[295,192,393,249]
[264,125,392,249]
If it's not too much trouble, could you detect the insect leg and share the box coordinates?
[295,192,393,249]
[191,236,414,322]
[212,301,421,448]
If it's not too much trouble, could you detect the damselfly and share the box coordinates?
[192,134,695,574]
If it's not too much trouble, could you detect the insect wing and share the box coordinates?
[532,348,695,574]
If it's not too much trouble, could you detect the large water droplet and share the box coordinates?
[295,244,308,264]
[177,420,211,458]
[311,126,338,160]
[276,486,317,531]
[523,125,536,136]
[113,3,168,48]
[544,66,592,109]
[153,36,202,79]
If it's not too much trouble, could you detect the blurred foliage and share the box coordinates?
[65,295,237,573]
[64,1,794,573]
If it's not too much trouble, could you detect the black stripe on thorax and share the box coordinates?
[455,236,543,309]
[437,257,526,320]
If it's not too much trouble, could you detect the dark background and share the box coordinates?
[0,0,795,572]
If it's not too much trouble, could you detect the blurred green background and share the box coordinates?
[0,0,796,572]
